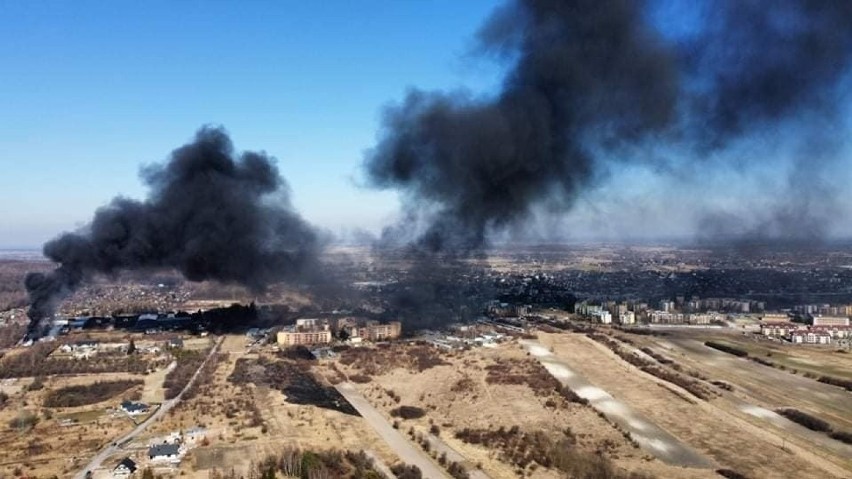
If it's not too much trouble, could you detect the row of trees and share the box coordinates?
[0,342,152,378]
[590,333,713,400]
[208,448,385,479]
[455,425,643,479]
[776,408,852,445]
[163,349,208,399]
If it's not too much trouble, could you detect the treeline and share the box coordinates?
[390,463,421,479]
[704,342,852,393]
[716,469,749,479]
[209,447,385,479]
[0,342,150,378]
[43,379,142,408]
[183,352,224,401]
[163,349,208,399]
[704,341,748,358]
[589,334,713,400]
[455,426,649,479]
[403,427,469,479]
[776,408,852,445]
[816,375,852,392]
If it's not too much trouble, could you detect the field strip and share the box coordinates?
[519,339,714,469]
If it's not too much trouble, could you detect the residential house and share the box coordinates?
[148,443,181,463]
[113,458,137,478]
[120,401,149,416]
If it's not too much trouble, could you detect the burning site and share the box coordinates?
[1,1,852,478]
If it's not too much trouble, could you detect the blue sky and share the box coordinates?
[2,2,851,249]
[0,1,503,248]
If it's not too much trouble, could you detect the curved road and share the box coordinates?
[74,336,223,479]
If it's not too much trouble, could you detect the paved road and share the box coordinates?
[336,382,450,479]
[423,433,491,479]
[520,340,713,469]
[74,336,223,479]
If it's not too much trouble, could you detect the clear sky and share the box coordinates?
[2,2,851,249]
[0,1,503,248]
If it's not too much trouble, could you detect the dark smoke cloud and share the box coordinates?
[365,0,852,251]
[26,127,321,333]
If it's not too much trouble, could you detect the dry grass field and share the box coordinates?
[128,335,400,478]
[3,327,848,479]
[327,340,717,479]
[0,370,163,478]
[536,330,852,479]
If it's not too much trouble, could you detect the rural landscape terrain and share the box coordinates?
[0,244,850,479]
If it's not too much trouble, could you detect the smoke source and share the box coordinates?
[25,127,320,335]
[365,0,852,250]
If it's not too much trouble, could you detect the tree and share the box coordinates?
[127,339,136,355]
[142,468,155,479]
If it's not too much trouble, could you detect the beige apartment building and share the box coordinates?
[277,329,332,346]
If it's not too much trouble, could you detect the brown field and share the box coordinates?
[537,329,852,478]
[0,371,159,477]
[328,340,717,479]
[3,326,849,479]
[126,334,399,478]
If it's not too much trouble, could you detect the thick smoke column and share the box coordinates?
[365,0,852,250]
[26,127,320,334]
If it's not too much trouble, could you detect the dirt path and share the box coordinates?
[336,382,450,479]
[519,339,713,469]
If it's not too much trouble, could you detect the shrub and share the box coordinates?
[817,375,852,391]
[8,410,39,431]
[716,469,749,479]
[829,430,852,445]
[390,406,426,420]
[776,409,831,432]
[560,387,589,405]
[390,463,422,479]
[349,374,372,384]
[704,341,748,358]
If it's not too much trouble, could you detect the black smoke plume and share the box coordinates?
[365,0,852,251]
[25,127,320,334]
